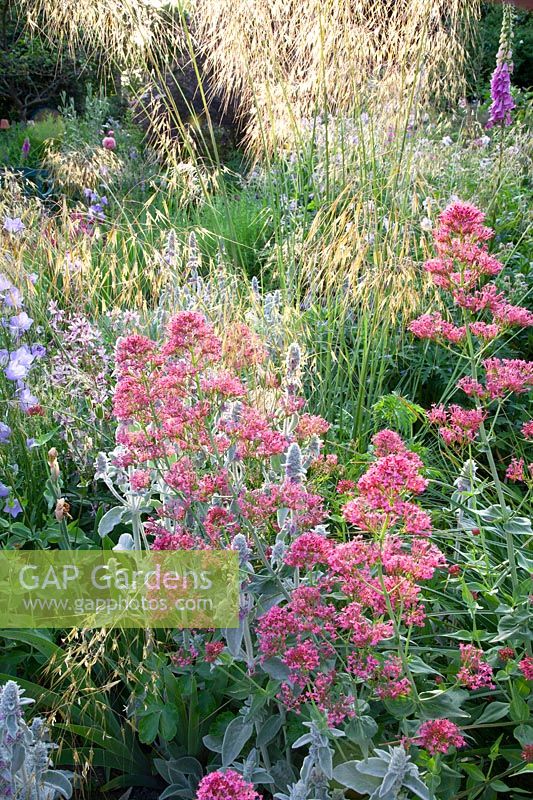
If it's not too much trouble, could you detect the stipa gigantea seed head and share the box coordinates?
[193,0,479,154]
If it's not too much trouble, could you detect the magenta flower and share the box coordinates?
[417,719,466,755]
[487,61,515,128]
[195,770,262,800]
[487,3,515,129]
[21,137,30,156]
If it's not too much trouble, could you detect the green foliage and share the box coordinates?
[0,4,90,121]
[467,3,533,96]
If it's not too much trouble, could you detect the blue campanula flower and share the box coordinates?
[3,497,22,517]
[17,385,39,412]
[30,344,46,358]
[0,422,11,443]
[2,217,25,235]
[8,312,33,337]
[5,346,35,381]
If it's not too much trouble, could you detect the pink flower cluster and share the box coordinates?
[342,430,429,534]
[408,312,465,345]
[111,312,333,552]
[457,644,495,690]
[256,433,446,719]
[506,458,532,483]
[409,201,532,454]
[427,404,485,447]
[195,769,262,800]
[416,719,466,755]
[519,656,533,681]
[522,420,533,439]
[458,359,533,402]
[410,202,532,342]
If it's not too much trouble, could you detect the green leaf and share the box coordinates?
[257,715,283,747]
[42,771,73,799]
[408,655,442,676]
[160,705,179,741]
[345,716,378,757]
[333,762,378,794]
[138,710,161,744]
[513,725,533,746]
[476,702,510,725]
[510,687,530,723]
[98,506,125,537]
[504,517,532,536]
[221,717,254,767]
[462,763,485,782]
[261,657,291,681]
[490,780,511,792]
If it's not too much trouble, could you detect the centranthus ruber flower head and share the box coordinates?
[506,458,526,483]
[371,429,406,457]
[522,420,533,439]
[427,405,485,447]
[195,770,262,800]
[457,644,495,690]
[417,719,466,755]
[408,313,466,344]
[519,656,533,680]
[482,358,533,400]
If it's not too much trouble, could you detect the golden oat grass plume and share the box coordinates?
[298,188,439,324]
[15,0,184,70]
[192,0,480,153]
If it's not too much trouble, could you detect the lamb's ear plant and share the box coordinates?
[333,746,431,800]
[0,680,73,799]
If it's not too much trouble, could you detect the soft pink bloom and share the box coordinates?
[417,719,466,755]
[506,458,525,483]
[427,404,484,446]
[205,641,224,662]
[519,656,533,680]
[522,420,533,439]
[522,744,533,763]
[469,321,501,340]
[195,770,262,800]
[435,202,491,241]
[130,469,151,491]
[372,429,406,456]
[102,135,116,150]
[483,358,533,399]
[284,531,333,568]
[493,302,533,328]
[453,283,504,312]
[296,413,330,439]
[163,311,222,362]
[457,377,485,398]
[498,647,515,662]
[409,312,466,344]
[283,641,321,684]
[457,644,495,689]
